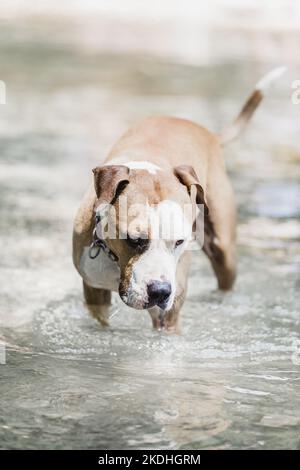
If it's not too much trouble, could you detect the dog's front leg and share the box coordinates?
[164,290,186,332]
[83,281,112,327]
[148,306,165,330]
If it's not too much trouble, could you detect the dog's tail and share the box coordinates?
[219,66,286,146]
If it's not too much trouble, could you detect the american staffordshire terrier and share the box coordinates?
[73,67,284,330]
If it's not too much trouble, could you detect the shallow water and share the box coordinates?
[0,18,300,449]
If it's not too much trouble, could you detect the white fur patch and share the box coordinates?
[151,200,192,241]
[124,160,161,174]
[124,201,193,310]
[79,247,120,291]
[128,241,177,310]
[256,66,286,93]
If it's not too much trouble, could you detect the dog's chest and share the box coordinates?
[79,247,120,291]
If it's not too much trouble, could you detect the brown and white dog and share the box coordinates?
[73,68,284,330]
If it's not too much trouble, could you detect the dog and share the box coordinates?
[73,67,285,330]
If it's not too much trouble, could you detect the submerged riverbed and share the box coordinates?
[0,17,300,449]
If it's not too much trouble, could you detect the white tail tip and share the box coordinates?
[256,66,287,92]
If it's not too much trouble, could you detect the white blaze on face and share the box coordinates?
[152,199,192,243]
[126,200,193,310]
[127,241,176,310]
[124,160,161,174]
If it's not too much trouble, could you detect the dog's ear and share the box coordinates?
[174,164,209,215]
[92,165,130,204]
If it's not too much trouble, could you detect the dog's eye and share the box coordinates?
[175,239,184,248]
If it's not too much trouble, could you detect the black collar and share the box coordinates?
[88,214,118,262]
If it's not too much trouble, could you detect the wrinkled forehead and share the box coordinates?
[114,198,193,241]
[97,169,195,240]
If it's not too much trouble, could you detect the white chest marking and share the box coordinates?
[124,161,161,174]
[79,247,120,291]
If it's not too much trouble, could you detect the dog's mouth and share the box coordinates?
[119,288,171,311]
[118,265,174,311]
[145,299,170,310]
[119,291,146,310]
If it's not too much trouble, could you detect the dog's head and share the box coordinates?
[92,163,207,311]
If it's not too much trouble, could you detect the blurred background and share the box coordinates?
[0,0,299,450]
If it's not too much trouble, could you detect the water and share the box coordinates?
[0,18,300,450]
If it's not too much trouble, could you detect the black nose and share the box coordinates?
[147,281,171,307]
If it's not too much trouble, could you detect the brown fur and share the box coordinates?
[74,67,284,330]
[83,281,111,326]
[73,116,236,330]
[219,89,263,145]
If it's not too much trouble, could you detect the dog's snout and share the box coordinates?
[147,280,171,308]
